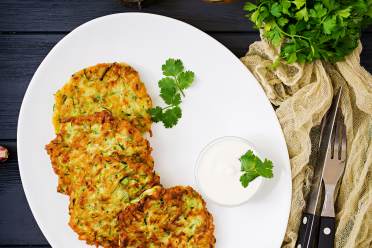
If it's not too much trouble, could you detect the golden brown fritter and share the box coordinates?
[68,158,160,248]
[118,186,216,248]
[45,111,160,247]
[53,63,152,133]
[46,111,153,194]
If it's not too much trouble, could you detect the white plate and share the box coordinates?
[17,13,291,248]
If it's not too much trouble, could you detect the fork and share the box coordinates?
[317,111,347,248]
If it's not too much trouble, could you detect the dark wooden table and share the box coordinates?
[0,1,371,247]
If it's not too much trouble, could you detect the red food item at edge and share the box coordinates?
[0,146,9,162]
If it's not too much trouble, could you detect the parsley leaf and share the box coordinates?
[160,87,181,105]
[278,17,289,27]
[323,16,337,34]
[293,0,306,9]
[271,3,282,17]
[150,59,195,128]
[337,7,351,18]
[162,106,182,128]
[310,3,327,19]
[240,150,258,171]
[243,2,257,12]
[295,7,309,22]
[239,150,274,188]
[281,0,291,15]
[178,71,195,90]
[265,25,282,47]
[148,107,163,122]
[162,59,184,76]
[240,171,259,188]
[256,159,274,178]
[158,77,176,89]
[244,0,372,64]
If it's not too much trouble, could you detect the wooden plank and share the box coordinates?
[0,34,64,140]
[0,32,259,140]
[0,0,252,32]
[0,141,48,245]
[0,244,51,248]
[0,246,50,248]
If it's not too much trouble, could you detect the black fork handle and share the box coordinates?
[317,216,336,248]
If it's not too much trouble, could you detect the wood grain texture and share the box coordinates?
[0,35,64,140]
[0,141,48,245]
[0,0,251,32]
[0,246,50,248]
[1,0,371,33]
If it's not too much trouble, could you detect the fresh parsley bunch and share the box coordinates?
[240,150,273,188]
[244,0,372,64]
[149,59,195,128]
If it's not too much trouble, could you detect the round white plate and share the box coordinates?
[17,13,291,248]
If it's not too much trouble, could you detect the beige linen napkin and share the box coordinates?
[241,40,372,248]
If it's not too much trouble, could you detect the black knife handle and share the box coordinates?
[296,213,320,248]
[317,216,335,248]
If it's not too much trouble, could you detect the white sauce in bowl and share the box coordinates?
[195,136,262,206]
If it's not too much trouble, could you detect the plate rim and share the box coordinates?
[17,12,292,247]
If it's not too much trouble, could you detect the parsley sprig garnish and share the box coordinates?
[240,150,274,188]
[149,59,195,128]
[244,0,372,64]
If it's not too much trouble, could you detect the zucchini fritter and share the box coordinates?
[68,158,160,247]
[53,63,152,133]
[46,111,160,247]
[118,186,216,248]
[46,111,153,194]
[46,62,217,248]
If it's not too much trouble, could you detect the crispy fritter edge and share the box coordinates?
[45,111,153,194]
[52,63,153,134]
[118,186,216,248]
[68,157,161,248]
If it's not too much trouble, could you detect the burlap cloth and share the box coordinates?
[241,39,372,248]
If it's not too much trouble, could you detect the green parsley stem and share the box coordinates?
[178,88,186,97]
[275,23,315,56]
[162,105,173,110]
[276,24,310,41]
[175,77,186,97]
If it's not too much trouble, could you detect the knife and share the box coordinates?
[295,88,342,248]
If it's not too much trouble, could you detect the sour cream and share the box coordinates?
[195,136,262,206]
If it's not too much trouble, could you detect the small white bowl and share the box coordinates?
[195,136,263,207]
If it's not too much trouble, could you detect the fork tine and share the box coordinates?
[340,117,347,161]
[333,110,342,160]
[335,110,347,161]
[329,111,338,159]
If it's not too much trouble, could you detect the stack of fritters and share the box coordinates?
[46,63,215,248]
[46,111,159,247]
